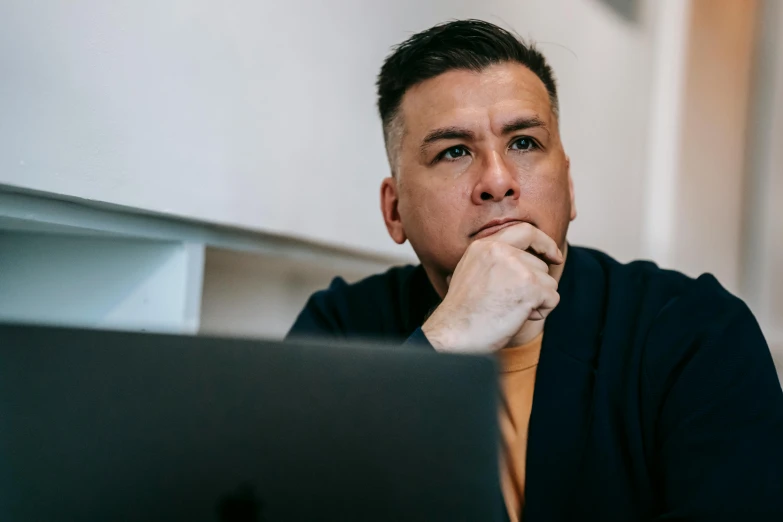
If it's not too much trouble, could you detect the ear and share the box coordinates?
[566,156,577,221]
[380,176,407,244]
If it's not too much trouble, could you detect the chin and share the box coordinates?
[412,246,460,276]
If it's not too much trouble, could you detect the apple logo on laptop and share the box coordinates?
[217,483,264,522]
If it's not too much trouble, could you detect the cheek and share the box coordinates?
[400,183,460,235]
[519,154,568,198]
[518,162,572,237]
[522,172,568,205]
[398,181,471,263]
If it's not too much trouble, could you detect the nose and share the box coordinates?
[471,151,520,204]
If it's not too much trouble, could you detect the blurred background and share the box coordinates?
[0,0,780,376]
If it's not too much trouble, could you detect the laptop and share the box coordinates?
[0,323,503,522]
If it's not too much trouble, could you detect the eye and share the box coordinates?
[510,137,538,152]
[439,145,469,161]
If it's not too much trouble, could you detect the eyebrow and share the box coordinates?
[501,116,549,136]
[420,127,476,155]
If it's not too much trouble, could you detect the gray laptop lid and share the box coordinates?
[0,324,503,522]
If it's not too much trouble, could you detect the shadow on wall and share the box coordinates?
[595,0,640,22]
[199,248,387,340]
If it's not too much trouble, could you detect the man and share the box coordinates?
[288,20,783,521]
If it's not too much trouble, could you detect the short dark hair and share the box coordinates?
[376,19,558,167]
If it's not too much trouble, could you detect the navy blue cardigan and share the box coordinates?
[288,245,783,521]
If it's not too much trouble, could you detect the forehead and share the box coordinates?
[399,62,554,137]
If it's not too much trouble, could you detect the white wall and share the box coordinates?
[2,1,778,372]
[670,0,758,294]
[741,0,783,370]
[0,0,655,261]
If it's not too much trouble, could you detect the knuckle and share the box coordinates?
[519,222,534,240]
[519,221,534,233]
[529,256,548,273]
[466,240,482,252]
[467,239,490,257]
[515,265,535,284]
[487,241,507,257]
[540,273,557,288]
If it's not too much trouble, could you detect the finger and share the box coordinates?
[489,223,563,264]
[533,270,559,291]
[528,287,560,321]
[511,249,549,275]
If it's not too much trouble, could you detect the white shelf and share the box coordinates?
[0,232,204,333]
[0,185,403,335]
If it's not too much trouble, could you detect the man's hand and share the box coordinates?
[422,223,564,354]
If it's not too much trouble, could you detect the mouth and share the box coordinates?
[471,218,525,239]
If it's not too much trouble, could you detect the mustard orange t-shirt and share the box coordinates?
[497,332,543,522]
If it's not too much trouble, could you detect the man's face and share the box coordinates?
[381,62,576,287]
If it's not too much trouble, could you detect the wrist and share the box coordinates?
[421,315,457,353]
